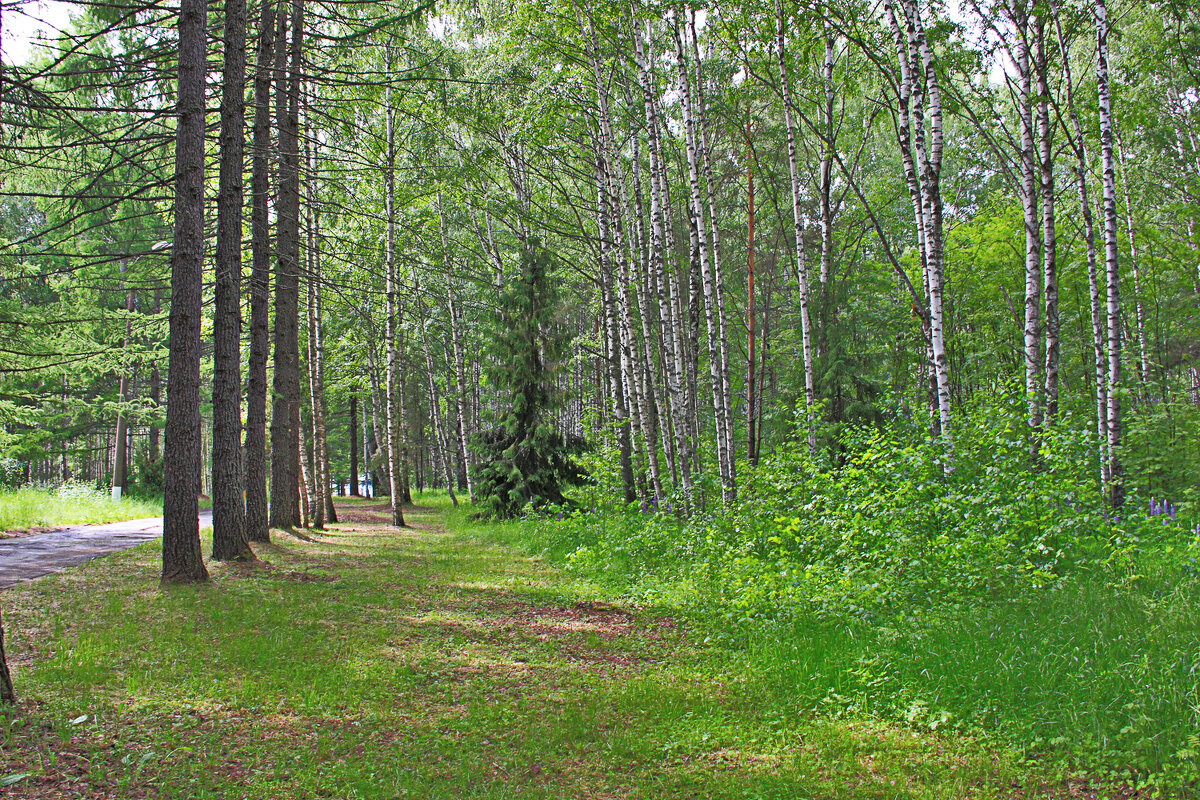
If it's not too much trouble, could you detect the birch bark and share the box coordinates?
[635,24,693,496]
[674,14,734,498]
[1036,15,1059,421]
[1096,0,1124,507]
[775,0,817,454]
[1051,0,1108,484]
[384,75,405,526]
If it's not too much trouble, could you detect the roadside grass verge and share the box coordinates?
[0,497,1123,798]
[0,485,162,536]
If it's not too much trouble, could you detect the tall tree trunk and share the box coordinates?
[438,194,475,502]
[162,0,209,583]
[584,18,661,505]
[885,0,952,444]
[819,31,836,292]
[909,0,951,444]
[384,75,406,527]
[746,110,757,466]
[1051,0,1108,485]
[1096,0,1123,507]
[305,209,325,530]
[1115,130,1149,388]
[303,121,330,529]
[1016,8,1043,430]
[674,15,734,499]
[212,0,251,559]
[635,23,692,497]
[268,0,302,530]
[297,404,310,528]
[775,0,817,454]
[244,0,276,544]
[149,291,162,463]
[689,12,736,501]
[349,394,360,495]
[112,260,133,500]
[1036,15,1059,422]
[597,173,636,504]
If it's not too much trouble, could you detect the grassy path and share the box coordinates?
[0,499,1096,799]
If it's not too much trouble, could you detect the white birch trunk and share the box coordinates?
[1051,0,1108,484]
[776,0,817,454]
[1096,0,1123,506]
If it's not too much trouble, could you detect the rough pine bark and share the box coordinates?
[212,0,251,560]
[0,610,13,702]
[349,394,360,495]
[269,0,301,529]
[161,0,209,583]
[244,0,277,544]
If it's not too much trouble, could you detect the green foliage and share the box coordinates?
[502,401,1200,790]
[472,239,586,518]
[0,484,160,533]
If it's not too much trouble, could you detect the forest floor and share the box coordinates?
[0,497,1134,799]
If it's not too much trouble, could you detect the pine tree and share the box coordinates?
[472,239,585,519]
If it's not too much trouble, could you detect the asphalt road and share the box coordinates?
[0,509,213,588]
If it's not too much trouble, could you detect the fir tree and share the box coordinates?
[473,239,585,519]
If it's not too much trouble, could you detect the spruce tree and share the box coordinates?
[473,239,585,519]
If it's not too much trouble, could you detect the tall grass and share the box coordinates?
[0,484,161,533]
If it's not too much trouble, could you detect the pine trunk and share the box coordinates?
[162,0,210,583]
[244,0,276,544]
[349,394,360,495]
[212,0,250,559]
[0,610,13,702]
[268,0,302,530]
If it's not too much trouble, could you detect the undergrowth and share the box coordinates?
[0,484,162,534]
[493,400,1200,795]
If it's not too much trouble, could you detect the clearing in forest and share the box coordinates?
[0,498,1123,799]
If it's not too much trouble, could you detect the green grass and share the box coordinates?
[488,507,1200,795]
[0,485,162,535]
[0,497,1112,799]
